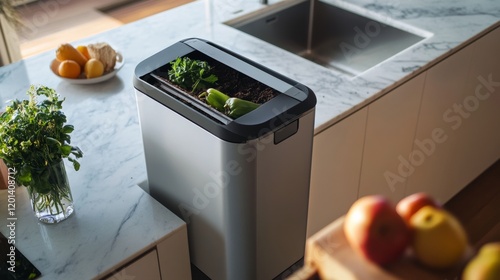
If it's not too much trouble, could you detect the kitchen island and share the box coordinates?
[0,0,499,278]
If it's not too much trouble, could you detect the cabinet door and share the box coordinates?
[307,108,367,237]
[359,73,425,202]
[459,27,500,180]
[406,27,500,203]
[157,224,192,279]
[105,249,161,280]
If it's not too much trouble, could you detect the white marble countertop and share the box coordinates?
[0,183,186,279]
[0,0,498,132]
[0,0,498,278]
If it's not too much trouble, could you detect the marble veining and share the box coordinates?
[0,0,499,278]
[363,2,500,20]
[0,184,185,279]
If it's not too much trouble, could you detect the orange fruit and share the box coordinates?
[58,60,81,78]
[84,58,104,79]
[76,45,90,60]
[50,59,61,74]
[55,43,88,67]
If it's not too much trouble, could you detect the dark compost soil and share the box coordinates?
[151,51,280,105]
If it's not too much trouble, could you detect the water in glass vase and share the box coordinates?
[28,160,74,224]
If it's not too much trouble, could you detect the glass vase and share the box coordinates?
[28,160,74,224]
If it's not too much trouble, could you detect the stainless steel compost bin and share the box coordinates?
[134,38,316,280]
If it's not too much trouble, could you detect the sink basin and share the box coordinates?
[226,0,429,76]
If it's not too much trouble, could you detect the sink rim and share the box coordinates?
[225,0,433,76]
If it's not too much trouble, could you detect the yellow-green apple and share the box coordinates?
[409,206,468,269]
[462,242,500,280]
[344,195,411,265]
[396,192,440,223]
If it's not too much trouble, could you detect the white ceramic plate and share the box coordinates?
[51,52,124,84]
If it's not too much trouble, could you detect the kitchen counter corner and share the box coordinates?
[0,181,187,279]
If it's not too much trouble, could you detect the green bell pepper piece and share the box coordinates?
[200,88,230,112]
[224,97,260,118]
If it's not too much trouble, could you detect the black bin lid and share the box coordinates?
[133,38,316,143]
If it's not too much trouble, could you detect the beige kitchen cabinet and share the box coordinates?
[102,224,191,280]
[307,108,367,237]
[157,225,192,280]
[458,27,500,183]
[105,249,161,280]
[406,26,500,203]
[306,26,499,238]
[358,73,426,202]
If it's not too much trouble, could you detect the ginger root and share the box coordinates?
[87,42,117,73]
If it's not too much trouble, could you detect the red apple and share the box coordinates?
[396,192,440,223]
[344,195,411,265]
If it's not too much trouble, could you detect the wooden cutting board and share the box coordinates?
[301,216,472,280]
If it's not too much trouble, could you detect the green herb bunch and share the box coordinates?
[168,57,218,92]
[0,85,83,189]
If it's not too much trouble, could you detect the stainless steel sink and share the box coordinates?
[226,0,428,76]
